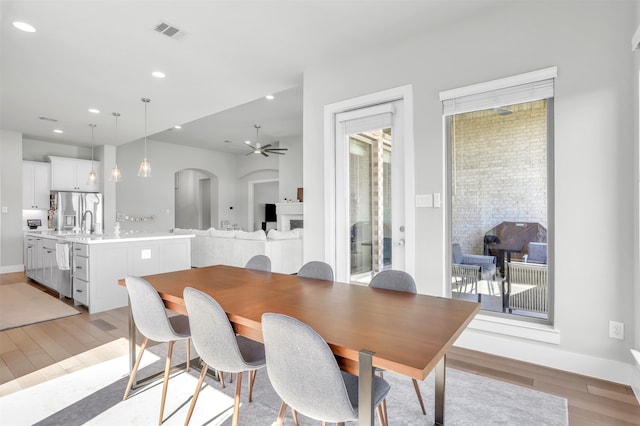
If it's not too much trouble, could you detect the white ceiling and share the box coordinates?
[1,0,501,155]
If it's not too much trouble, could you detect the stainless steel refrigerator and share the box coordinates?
[52,192,103,233]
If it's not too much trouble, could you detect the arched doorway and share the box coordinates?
[175,169,219,230]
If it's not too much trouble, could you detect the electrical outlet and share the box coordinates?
[609,321,624,340]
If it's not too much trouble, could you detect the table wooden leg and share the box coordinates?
[434,355,446,425]
[358,349,375,426]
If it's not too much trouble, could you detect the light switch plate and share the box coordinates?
[141,249,152,260]
[434,193,441,208]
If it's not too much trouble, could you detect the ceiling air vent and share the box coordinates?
[154,21,189,41]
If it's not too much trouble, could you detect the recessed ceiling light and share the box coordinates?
[13,21,36,33]
[265,94,275,100]
[53,129,64,134]
[173,125,181,129]
[88,108,100,114]
[152,71,166,79]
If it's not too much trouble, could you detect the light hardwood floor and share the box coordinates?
[1,271,638,425]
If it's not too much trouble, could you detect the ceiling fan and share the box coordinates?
[245,124,288,157]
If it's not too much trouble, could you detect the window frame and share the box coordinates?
[442,68,556,326]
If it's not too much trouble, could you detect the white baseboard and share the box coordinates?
[455,327,640,389]
[0,264,25,274]
[631,349,640,403]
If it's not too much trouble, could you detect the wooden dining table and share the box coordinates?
[119,265,480,425]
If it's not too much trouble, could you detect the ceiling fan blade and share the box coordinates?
[245,151,254,156]
[265,150,285,155]
[265,148,288,152]
[261,151,269,157]
[261,144,272,149]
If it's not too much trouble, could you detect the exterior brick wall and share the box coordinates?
[452,100,548,255]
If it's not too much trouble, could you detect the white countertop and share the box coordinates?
[25,230,194,244]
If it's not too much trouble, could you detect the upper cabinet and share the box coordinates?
[23,161,51,209]
[49,156,100,192]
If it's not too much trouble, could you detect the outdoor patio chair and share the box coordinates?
[524,242,547,264]
[506,262,548,314]
[452,243,497,280]
[451,263,481,302]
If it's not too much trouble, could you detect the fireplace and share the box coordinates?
[276,202,303,231]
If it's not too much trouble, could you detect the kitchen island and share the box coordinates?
[24,231,193,313]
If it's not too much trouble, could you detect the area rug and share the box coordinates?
[0,283,80,331]
[0,343,568,425]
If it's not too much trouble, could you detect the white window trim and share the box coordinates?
[323,85,415,277]
[439,66,557,101]
[468,313,560,344]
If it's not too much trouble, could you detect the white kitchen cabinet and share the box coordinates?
[33,236,46,282]
[23,161,51,209]
[24,234,37,278]
[49,156,100,192]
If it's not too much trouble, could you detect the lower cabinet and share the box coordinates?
[24,235,36,279]
[73,277,89,306]
[71,238,191,313]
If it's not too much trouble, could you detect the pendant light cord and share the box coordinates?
[142,98,150,158]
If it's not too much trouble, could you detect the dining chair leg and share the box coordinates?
[123,337,149,400]
[291,408,299,426]
[248,369,257,402]
[159,340,175,425]
[186,338,190,372]
[275,401,287,426]
[412,378,426,415]
[376,370,388,422]
[232,371,243,426]
[377,404,387,426]
[218,370,226,388]
[184,363,209,426]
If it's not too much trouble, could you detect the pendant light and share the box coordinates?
[88,124,97,182]
[138,97,151,178]
[109,112,122,182]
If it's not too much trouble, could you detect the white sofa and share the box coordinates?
[173,228,303,274]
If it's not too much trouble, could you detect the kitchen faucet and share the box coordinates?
[82,210,94,234]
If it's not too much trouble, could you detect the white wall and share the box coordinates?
[175,169,216,229]
[22,138,92,162]
[236,169,278,230]
[303,0,637,382]
[277,135,303,202]
[116,138,238,232]
[633,2,640,359]
[0,130,24,272]
[253,181,279,230]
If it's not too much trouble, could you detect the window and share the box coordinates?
[441,68,556,324]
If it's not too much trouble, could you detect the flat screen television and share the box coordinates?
[265,203,277,222]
